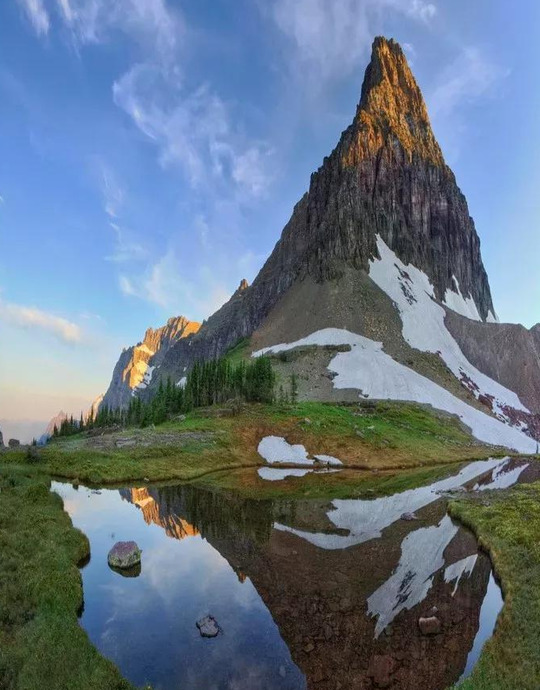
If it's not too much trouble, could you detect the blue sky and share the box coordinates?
[1,0,539,439]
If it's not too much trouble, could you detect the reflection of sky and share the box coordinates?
[52,483,305,690]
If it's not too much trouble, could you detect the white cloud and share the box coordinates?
[54,0,182,56]
[119,250,233,320]
[0,299,84,344]
[100,165,124,218]
[407,0,436,22]
[113,63,271,196]
[270,0,437,81]
[106,222,147,263]
[17,0,50,36]
[113,64,273,197]
[429,47,507,119]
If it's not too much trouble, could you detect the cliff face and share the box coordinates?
[101,316,200,410]
[152,37,495,386]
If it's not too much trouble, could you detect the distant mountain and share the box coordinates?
[39,410,70,444]
[99,316,200,411]
[98,37,540,453]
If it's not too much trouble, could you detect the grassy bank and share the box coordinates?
[2,401,504,486]
[0,466,132,690]
[449,483,540,689]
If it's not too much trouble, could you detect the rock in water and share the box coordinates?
[418,616,441,635]
[107,541,142,569]
[401,512,418,521]
[196,615,219,638]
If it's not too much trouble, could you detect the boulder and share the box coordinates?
[196,615,219,638]
[400,512,418,521]
[418,616,441,635]
[8,439,20,448]
[107,541,141,569]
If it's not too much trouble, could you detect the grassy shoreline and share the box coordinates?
[449,483,540,689]
[0,467,133,690]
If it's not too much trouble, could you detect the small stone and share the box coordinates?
[196,615,219,638]
[400,512,418,521]
[303,641,315,653]
[107,541,142,570]
[303,418,312,425]
[418,616,441,635]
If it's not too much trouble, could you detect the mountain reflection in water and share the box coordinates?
[53,458,531,690]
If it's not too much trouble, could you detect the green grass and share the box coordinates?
[449,483,540,689]
[223,336,252,365]
[0,466,133,690]
[2,401,502,486]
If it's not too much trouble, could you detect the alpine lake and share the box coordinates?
[52,456,537,690]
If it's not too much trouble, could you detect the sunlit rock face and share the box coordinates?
[100,316,200,411]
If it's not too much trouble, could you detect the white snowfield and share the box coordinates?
[257,436,343,466]
[369,236,528,421]
[273,457,508,550]
[253,330,536,453]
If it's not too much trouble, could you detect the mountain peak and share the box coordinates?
[344,36,443,167]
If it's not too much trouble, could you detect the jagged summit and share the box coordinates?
[347,37,443,166]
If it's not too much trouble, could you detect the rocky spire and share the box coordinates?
[343,37,443,167]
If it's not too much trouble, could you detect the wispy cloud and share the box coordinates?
[429,47,507,119]
[0,299,84,344]
[100,165,124,219]
[17,0,50,36]
[119,250,233,321]
[269,0,437,82]
[54,0,182,56]
[113,64,274,198]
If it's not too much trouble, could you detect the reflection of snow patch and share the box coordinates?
[367,515,458,637]
[273,458,505,550]
[444,554,478,596]
[254,329,535,453]
[369,236,528,422]
[258,467,313,481]
[473,459,529,491]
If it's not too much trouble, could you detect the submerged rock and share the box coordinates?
[196,615,220,638]
[418,615,441,635]
[400,512,418,521]
[107,541,142,570]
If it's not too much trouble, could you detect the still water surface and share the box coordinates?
[53,457,530,690]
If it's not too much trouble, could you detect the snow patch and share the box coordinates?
[254,329,536,453]
[444,554,478,596]
[257,436,312,465]
[369,236,529,421]
[443,277,482,321]
[133,365,156,391]
[176,376,187,388]
[257,436,343,466]
[314,454,343,466]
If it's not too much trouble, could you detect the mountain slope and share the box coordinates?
[104,37,538,452]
